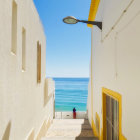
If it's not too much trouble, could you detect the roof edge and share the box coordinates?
[87,0,100,28]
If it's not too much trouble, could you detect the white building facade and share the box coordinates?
[87,0,140,140]
[0,0,55,140]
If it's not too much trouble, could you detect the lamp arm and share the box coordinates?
[78,20,102,30]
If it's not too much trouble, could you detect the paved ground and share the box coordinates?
[42,119,98,140]
[55,112,87,119]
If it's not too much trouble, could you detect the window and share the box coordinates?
[11,0,17,54]
[22,28,26,71]
[37,42,41,83]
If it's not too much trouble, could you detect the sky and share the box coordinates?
[33,0,91,78]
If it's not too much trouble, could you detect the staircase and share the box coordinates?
[42,119,98,140]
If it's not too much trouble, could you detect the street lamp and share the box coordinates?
[63,16,102,30]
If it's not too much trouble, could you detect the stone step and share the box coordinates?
[53,119,90,125]
[42,136,98,140]
[45,119,98,140]
[49,124,92,130]
[46,129,94,137]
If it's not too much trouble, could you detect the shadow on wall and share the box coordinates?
[2,121,11,140]
[75,119,98,140]
[44,78,48,106]
[44,79,54,107]
[27,130,34,140]
[36,119,51,140]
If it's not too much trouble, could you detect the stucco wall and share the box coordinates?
[0,0,55,139]
[88,0,140,139]
[87,81,92,125]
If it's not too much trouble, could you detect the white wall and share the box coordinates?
[0,0,55,139]
[88,0,140,139]
[87,81,92,125]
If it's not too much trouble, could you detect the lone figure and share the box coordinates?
[73,107,76,119]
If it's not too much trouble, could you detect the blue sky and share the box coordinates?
[33,0,91,78]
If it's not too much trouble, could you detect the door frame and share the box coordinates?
[102,88,122,140]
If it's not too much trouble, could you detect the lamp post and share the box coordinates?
[63,16,102,30]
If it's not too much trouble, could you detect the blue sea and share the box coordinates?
[53,78,89,112]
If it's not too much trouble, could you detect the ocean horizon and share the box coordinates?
[53,78,89,112]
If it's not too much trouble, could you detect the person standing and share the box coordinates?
[73,107,76,119]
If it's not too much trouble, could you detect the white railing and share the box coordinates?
[55,111,88,119]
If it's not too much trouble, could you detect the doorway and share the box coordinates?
[102,88,122,140]
[106,95,119,140]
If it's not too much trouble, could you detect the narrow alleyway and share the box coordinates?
[42,119,98,140]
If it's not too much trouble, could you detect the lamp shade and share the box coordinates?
[63,16,78,24]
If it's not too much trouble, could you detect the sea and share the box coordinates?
[53,78,89,112]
